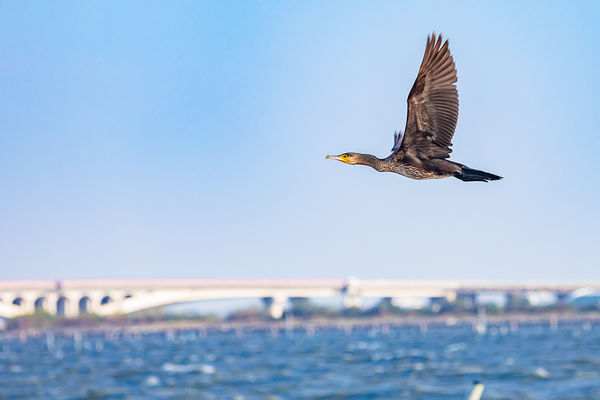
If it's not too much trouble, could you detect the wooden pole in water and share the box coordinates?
[467,381,485,400]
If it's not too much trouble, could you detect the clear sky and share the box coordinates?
[1,1,598,281]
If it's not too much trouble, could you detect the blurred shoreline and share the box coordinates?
[2,311,599,338]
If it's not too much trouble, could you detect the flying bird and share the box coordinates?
[326,33,502,182]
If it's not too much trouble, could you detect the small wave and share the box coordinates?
[9,365,23,373]
[413,362,425,371]
[461,365,483,374]
[534,367,550,378]
[575,370,599,379]
[445,342,467,353]
[144,375,160,386]
[347,341,382,351]
[123,357,144,366]
[408,349,424,357]
[161,362,216,374]
[371,352,393,362]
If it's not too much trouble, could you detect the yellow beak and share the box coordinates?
[326,155,348,163]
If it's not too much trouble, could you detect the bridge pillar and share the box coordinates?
[44,293,59,315]
[457,292,477,311]
[81,291,106,315]
[343,277,362,309]
[445,290,457,303]
[66,299,79,317]
[505,292,526,311]
[556,292,570,309]
[343,295,363,309]
[263,295,287,319]
[430,297,447,313]
[21,292,38,315]
[556,292,568,302]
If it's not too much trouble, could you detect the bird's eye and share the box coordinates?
[342,154,348,158]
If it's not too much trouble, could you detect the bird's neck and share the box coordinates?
[355,153,387,172]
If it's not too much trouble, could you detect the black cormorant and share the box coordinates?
[326,33,502,182]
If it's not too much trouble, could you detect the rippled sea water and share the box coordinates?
[1,322,600,399]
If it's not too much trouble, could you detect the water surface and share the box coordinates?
[1,322,599,399]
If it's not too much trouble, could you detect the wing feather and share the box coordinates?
[396,33,459,160]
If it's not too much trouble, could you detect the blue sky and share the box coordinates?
[0,1,598,280]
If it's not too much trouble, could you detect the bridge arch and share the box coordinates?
[109,291,298,319]
[34,297,46,312]
[79,296,91,314]
[100,295,113,305]
[118,297,266,316]
[57,296,68,316]
[12,297,24,306]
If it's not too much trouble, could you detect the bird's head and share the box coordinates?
[325,152,360,165]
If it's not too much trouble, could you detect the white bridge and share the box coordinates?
[0,279,597,319]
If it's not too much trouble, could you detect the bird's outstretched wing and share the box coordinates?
[396,33,458,160]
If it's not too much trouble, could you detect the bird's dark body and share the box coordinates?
[383,158,457,180]
[326,33,502,183]
[348,153,460,179]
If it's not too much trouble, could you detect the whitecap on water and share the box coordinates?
[9,365,22,373]
[371,352,392,362]
[160,362,216,374]
[144,375,160,386]
[413,362,425,371]
[201,364,216,374]
[356,341,369,350]
[534,367,550,378]
[445,342,467,353]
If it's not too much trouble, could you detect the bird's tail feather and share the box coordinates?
[454,166,502,182]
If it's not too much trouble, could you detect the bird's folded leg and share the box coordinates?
[392,130,403,152]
